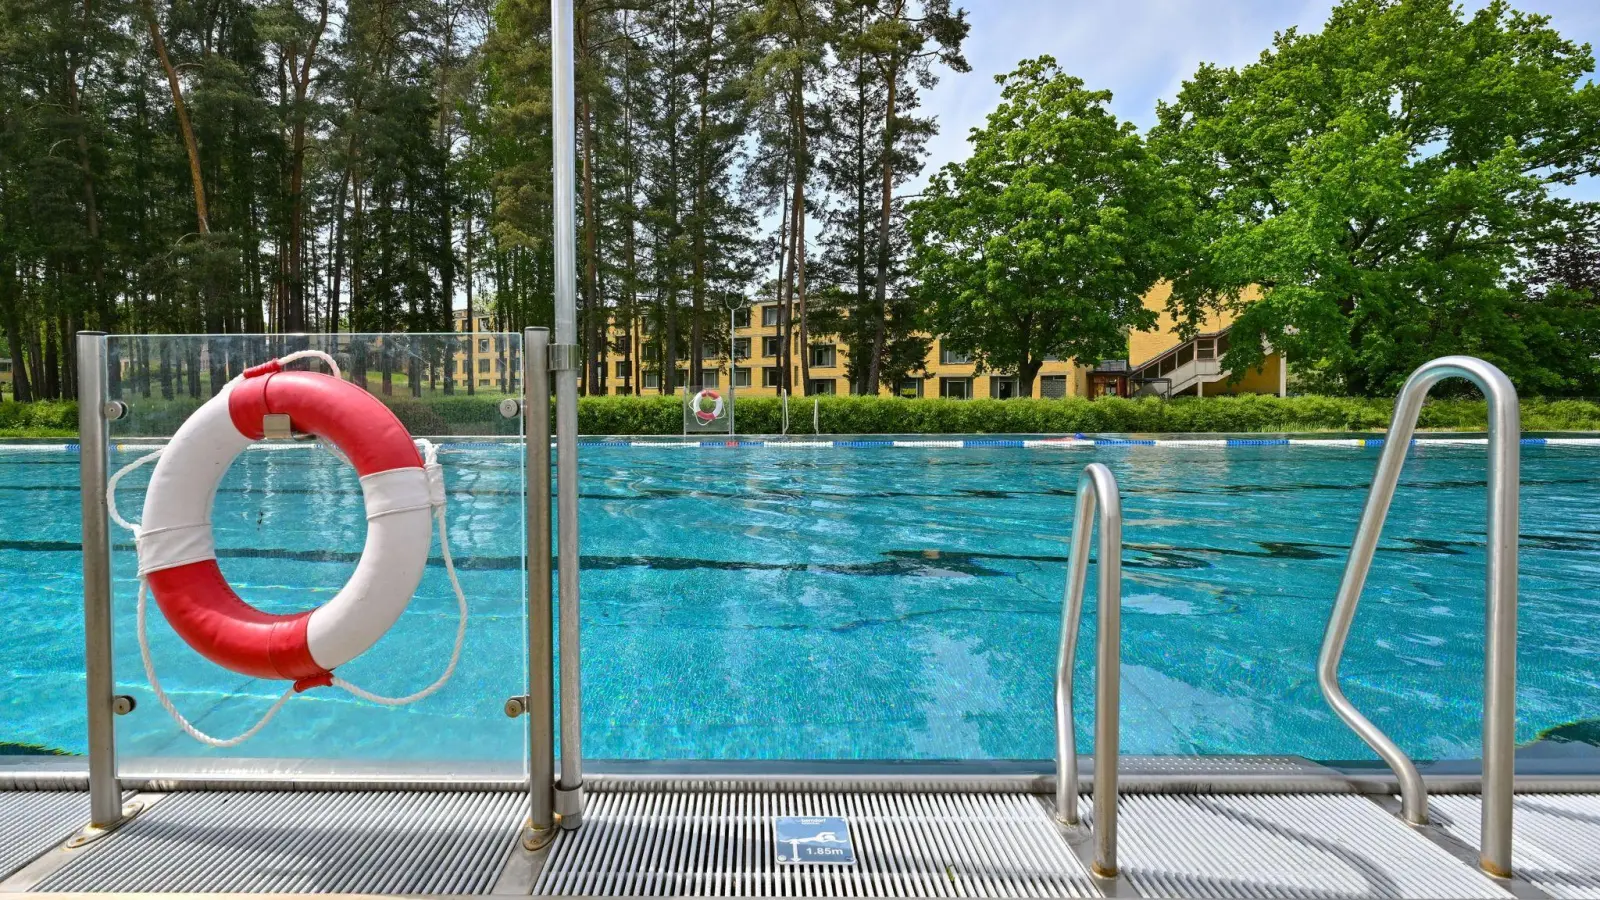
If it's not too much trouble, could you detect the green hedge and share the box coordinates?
[573,393,1600,435]
[0,400,78,437]
[5,394,1600,438]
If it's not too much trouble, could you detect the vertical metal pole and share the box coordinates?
[728,308,736,436]
[523,328,557,848]
[550,0,584,830]
[77,331,122,828]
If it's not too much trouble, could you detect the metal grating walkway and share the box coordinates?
[0,792,85,881]
[534,791,1098,897]
[1100,793,1513,899]
[36,790,522,894]
[1434,794,1600,899]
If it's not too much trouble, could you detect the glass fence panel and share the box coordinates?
[1,439,83,760]
[98,333,525,775]
[576,440,1592,768]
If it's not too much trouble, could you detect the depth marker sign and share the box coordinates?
[774,816,856,865]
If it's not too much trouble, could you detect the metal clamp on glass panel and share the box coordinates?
[1055,462,1123,879]
[1318,355,1519,878]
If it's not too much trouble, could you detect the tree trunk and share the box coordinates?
[286,0,330,331]
[0,256,32,402]
[580,89,601,396]
[865,56,900,396]
[142,0,208,235]
[793,77,811,395]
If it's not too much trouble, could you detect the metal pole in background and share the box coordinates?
[550,0,584,830]
[522,328,556,848]
[76,331,123,828]
[728,308,736,436]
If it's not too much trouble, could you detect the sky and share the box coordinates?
[912,0,1600,201]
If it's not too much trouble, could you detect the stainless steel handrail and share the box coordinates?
[1317,355,1519,878]
[1055,462,1122,878]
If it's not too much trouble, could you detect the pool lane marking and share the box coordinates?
[26,436,1600,456]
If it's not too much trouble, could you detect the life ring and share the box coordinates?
[136,357,441,690]
[691,389,724,424]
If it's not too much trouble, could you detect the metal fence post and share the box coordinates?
[523,328,557,849]
[551,0,584,831]
[76,331,125,830]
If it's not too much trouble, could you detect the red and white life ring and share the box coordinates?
[135,357,441,690]
[691,389,724,424]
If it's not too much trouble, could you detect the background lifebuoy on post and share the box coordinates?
[683,386,731,436]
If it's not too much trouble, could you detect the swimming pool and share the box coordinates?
[2,439,1598,768]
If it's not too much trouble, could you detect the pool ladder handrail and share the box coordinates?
[1317,355,1520,878]
[1055,462,1122,879]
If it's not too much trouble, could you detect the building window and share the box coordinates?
[496,358,506,372]
[898,378,923,398]
[762,336,781,357]
[940,377,972,399]
[762,367,782,388]
[808,378,836,395]
[615,385,632,396]
[672,369,689,389]
[939,346,971,365]
[496,337,506,352]
[643,371,660,390]
[615,335,630,353]
[734,367,751,387]
[809,344,837,368]
[478,379,490,387]
[762,305,781,327]
[479,317,489,331]
[701,371,719,388]
[990,376,1019,400]
[1196,338,1216,360]
[615,361,630,378]
[459,359,468,374]
[733,308,751,328]
[478,358,491,373]
[478,338,489,353]
[1040,375,1068,398]
[733,337,750,360]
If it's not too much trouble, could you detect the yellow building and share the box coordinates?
[593,285,1285,400]
[449,309,518,394]
[0,358,12,400]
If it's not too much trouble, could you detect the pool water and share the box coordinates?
[2,441,1598,766]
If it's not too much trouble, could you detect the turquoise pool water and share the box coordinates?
[2,440,1598,765]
